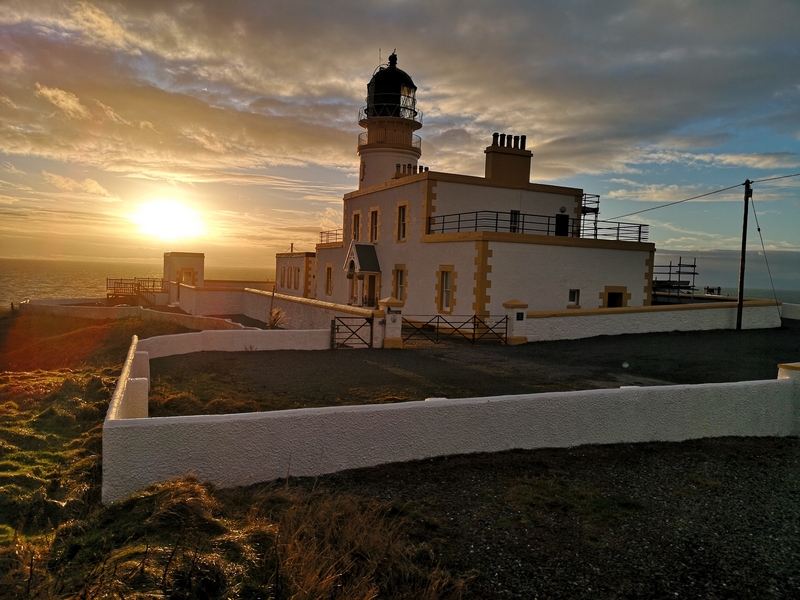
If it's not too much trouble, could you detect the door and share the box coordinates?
[365,275,376,307]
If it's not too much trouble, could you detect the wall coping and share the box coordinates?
[421,231,655,252]
[503,299,529,309]
[245,288,375,317]
[106,335,138,422]
[527,299,780,318]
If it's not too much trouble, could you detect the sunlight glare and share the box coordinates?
[130,199,205,241]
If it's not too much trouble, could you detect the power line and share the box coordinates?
[608,172,800,220]
[749,196,782,321]
[751,172,800,184]
[608,183,742,220]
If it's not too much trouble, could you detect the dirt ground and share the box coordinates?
[149,318,800,415]
[146,320,800,598]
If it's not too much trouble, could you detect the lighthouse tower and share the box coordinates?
[357,53,422,190]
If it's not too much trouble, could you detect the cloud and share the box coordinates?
[2,162,25,175]
[0,0,798,262]
[34,83,91,120]
[41,170,117,198]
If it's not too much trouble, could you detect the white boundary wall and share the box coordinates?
[21,299,248,330]
[781,303,800,320]
[136,328,331,359]
[102,332,800,503]
[523,300,782,341]
[244,289,378,327]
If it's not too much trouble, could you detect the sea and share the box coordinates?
[0,258,274,310]
[0,258,798,312]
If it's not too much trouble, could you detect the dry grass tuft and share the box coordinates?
[0,313,463,599]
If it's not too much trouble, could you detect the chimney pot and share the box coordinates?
[520,135,527,150]
[513,135,519,149]
[499,133,506,147]
[492,132,499,146]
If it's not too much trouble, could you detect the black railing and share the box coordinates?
[319,229,343,244]
[106,278,168,296]
[359,104,423,125]
[402,315,508,344]
[427,210,648,242]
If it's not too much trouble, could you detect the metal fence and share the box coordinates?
[402,314,508,344]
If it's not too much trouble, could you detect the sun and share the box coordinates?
[130,198,205,241]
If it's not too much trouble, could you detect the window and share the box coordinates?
[352,212,361,241]
[325,265,333,296]
[568,289,580,306]
[439,269,453,312]
[280,266,285,287]
[369,209,379,243]
[394,267,405,301]
[510,210,520,233]
[397,204,407,241]
[294,267,300,290]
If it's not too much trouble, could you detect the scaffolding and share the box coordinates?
[652,257,698,303]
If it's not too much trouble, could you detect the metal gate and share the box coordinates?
[402,314,508,344]
[331,317,373,349]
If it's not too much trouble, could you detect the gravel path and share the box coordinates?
[149,319,800,597]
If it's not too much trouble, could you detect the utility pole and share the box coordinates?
[736,180,752,330]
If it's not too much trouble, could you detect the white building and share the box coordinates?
[277,53,655,322]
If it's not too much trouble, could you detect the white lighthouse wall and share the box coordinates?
[486,241,652,312]
[359,147,420,190]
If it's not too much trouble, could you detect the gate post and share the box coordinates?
[503,299,529,345]
[378,297,404,349]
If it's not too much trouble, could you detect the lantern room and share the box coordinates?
[357,53,424,190]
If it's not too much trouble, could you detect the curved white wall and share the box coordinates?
[103,374,799,503]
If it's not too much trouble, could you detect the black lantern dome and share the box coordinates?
[363,53,420,122]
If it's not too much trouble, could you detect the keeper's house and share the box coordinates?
[276,53,654,318]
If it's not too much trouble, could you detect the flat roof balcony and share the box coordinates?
[427,210,649,243]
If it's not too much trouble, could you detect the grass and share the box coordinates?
[4,310,798,597]
[0,311,464,598]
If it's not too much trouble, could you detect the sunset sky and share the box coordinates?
[1,1,799,286]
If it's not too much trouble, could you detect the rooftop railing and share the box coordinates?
[106,278,168,296]
[427,210,649,242]
[319,229,343,244]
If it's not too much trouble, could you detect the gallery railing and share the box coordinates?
[427,210,648,242]
[357,131,422,149]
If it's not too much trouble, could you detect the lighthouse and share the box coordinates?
[356,53,423,190]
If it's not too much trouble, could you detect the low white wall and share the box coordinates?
[27,297,107,306]
[102,374,800,503]
[105,336,141,422]
[781,303,800,320]
[178,285,246,316]
[20,299,248,330]
[244,289,377,330]
[136,328,331,359]
[523,300,782,341]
